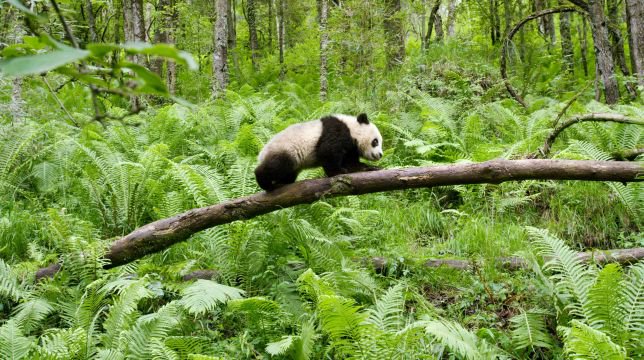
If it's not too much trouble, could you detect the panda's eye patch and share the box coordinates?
[371,139,378,147]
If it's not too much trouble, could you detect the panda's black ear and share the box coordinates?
[357,113,369,124]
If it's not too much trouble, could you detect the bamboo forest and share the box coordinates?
[0,0,643,358]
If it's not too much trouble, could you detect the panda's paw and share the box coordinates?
[364,165,381,172]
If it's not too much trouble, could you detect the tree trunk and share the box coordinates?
[85,0,97,43]
[586,0,620,103]
[445,0,458,37]
[150,0,172,77]
[278,0,285,79]
[228,0,241,81]
[213,0,229,96]
[607,1,630,76]
[535,0,555,45]
[10,78,24,123]
[247,0,259,71]
[434,10,444,42]
[268,0,273,51]
[625,0,644,86]
[558,0,574,73]
[503,0,512,36]
[384,0,405,68]
[579,15,589,76]
[35,159,644,273]
[493,0,502,42]
[319,0,328,100]
[425,0,441,47]
[123,0,147,109]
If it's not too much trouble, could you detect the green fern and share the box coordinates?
[179,279,244,315]
[0,319,33,360]
[509,308,555,351]
[0,259,23,301]
[563,320,626,360]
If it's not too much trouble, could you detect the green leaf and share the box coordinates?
[179,280,244,315]
[86,43,121,58]
[121,42,198,70]
[266,336,296,356]
[0,48,89,76]
[122,62,168,95]
[0,320,33,360]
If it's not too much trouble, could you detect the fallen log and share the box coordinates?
[370,247,644,272]
[35,159,643,279]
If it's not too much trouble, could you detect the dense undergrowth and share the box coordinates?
[1,37,643,359]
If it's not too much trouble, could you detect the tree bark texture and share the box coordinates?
[535,0,556,44]
[85,0,97,43]
[434,9,444,42]
[625,0,644,86]
[607,1,629,76]
[503,0,512,35]
[278,0,285,79]
[579,15,589,76]
[500,7,579,107]
[558,0,574,73]
[586,0,620,103]
[35,160,644,275]
[538,113,644,157]
[10,77,24,123]
[246,0,259,71]
[424,0,441,47]
[319,0,329,101]
[150,0,172,77]
[213,0,229,96]
[384,0,405,68]
[446,0,458,37]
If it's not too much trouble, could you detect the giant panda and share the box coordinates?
[254,113,384,191]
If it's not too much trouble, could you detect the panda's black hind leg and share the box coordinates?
[254,153,298,191]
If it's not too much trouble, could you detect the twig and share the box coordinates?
[612,148,644,161]
[537,113,644,158]
[49,0,79,48]
[552,81,593,128]
[42,76,79,127]
[500,7,580,108]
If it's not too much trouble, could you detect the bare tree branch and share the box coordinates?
[538,113,644,157]
[34,159,643,278]
[501,7,580,107]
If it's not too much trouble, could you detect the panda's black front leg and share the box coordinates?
[322,155,349,177]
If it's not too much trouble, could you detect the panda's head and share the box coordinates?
[339,113,383,162]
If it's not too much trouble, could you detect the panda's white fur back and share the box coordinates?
[258,119,323,169]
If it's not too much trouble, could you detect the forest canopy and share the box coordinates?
[0,0,643,359]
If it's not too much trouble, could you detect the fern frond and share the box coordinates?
[527,227,593,320]
[622,262,644,353]
[564,320,626,360]
[317,295,375,359]
[366,283,406,332]
[0,319,33,360]
[422,319,500,360]
[509,308,555,351]
[266,335,296,356]
[179,279,244,315]
[586,264,625,337]
[0,259,23,301]
[11,298,54,334]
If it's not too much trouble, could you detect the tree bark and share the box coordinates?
[579,15,589,76]
[246,0,259,71]
[10,78,24,123]
[625,0,644,86]
[35,160,643,275]
[268,0,273,51]
[370,247,644,273]
[213,0,229,96]
[558,0,574,73]
[586,0,620,103]
[535,0,556,44]
[607,1,630,76]
[489,0,498,44]
[319,0,328,101]
[424,0,441,47]
[85,0,97,43]
[384,0,405,68]
[500,7,579,107]
[503,0,512,36]
[445,0,458,37]
[278,0,285,79]
[434,9,444,42]
[150,0,172,77]
[123,0,147,109]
